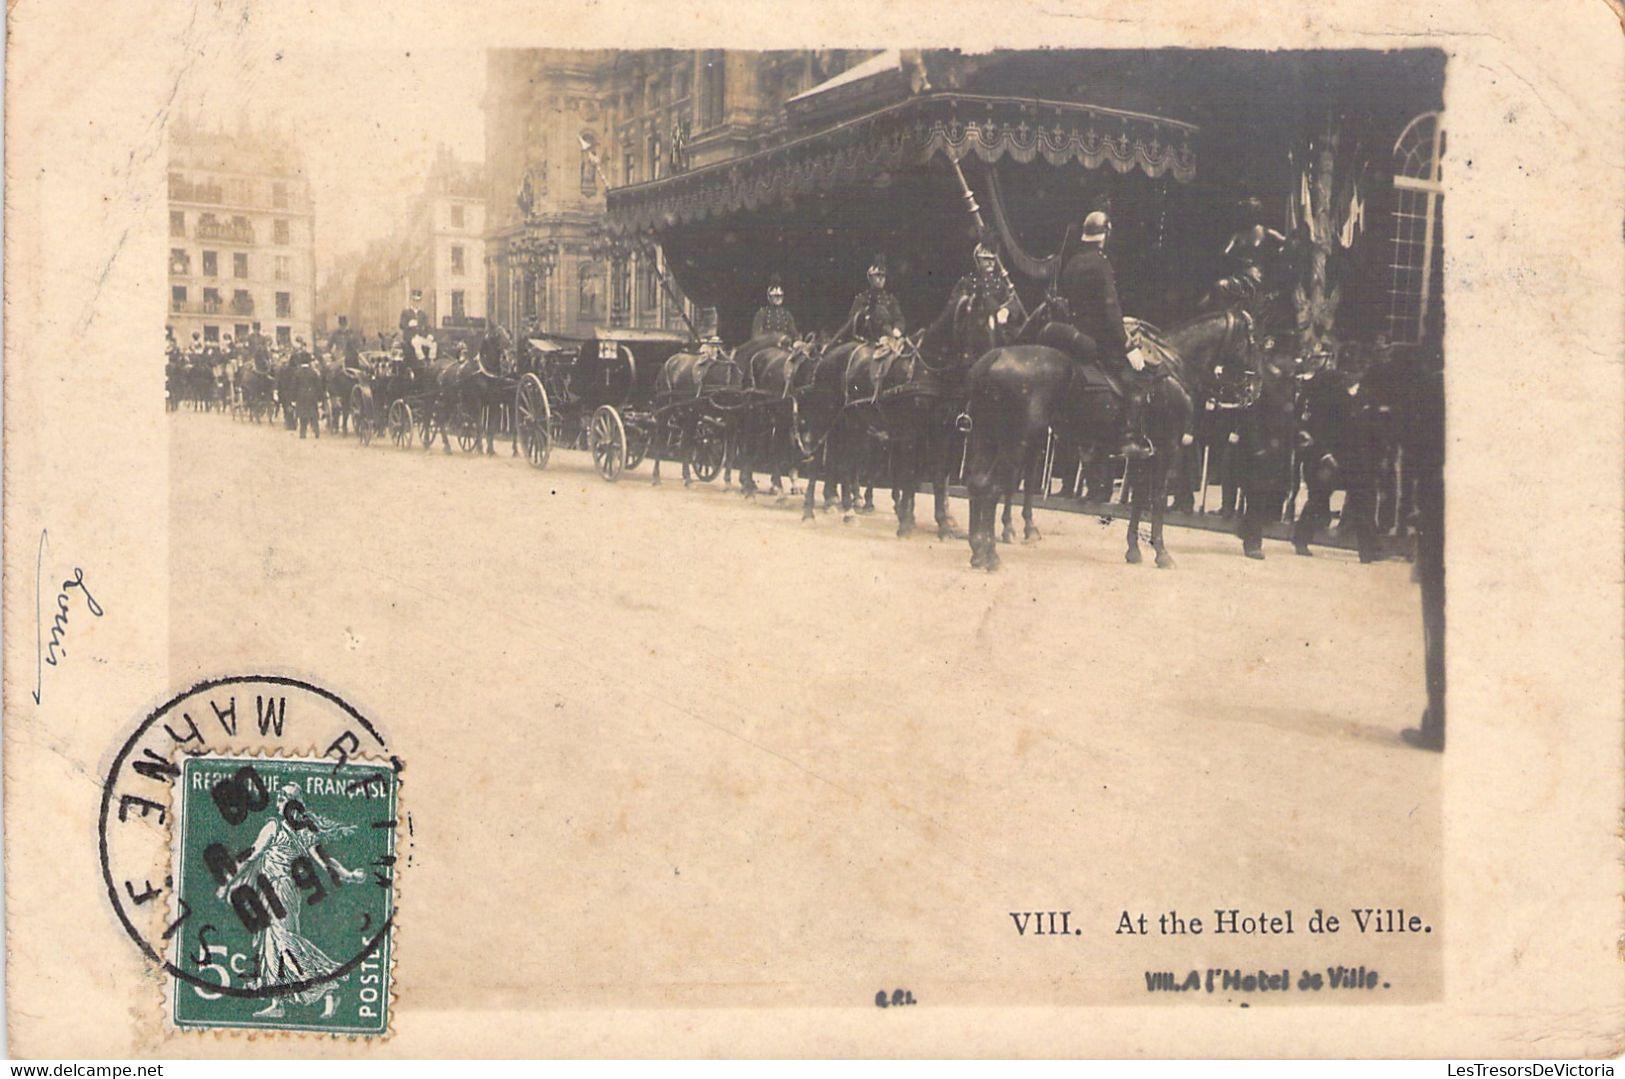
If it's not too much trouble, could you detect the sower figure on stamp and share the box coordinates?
[751,274,798,340]
[215,783,367,1019]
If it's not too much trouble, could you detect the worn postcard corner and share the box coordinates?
[4,0,1623,1060]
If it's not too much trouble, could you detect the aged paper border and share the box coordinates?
[5,0,1623,1058]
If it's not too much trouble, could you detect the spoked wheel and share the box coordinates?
[623,420,651,471]
[416,402,437,450]
[689,420,726,483]
[515,373,552,470]
[388,400,414,448]
[590,405,627,482]
[351,386,374,446]
[455,404,479,453]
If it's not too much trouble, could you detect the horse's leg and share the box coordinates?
[1022,445,1044,543]
[742,418,761,497]
[1125,458,1144,564]
[1000,480,1016,544]
[965,425,995,568]
[800,444,818,522]
[895,428,917,539]
[1152,455,1175,569]
[651,420,665,486]
[680,421,693,486]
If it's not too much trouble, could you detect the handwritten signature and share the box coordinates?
[32,529,104,705]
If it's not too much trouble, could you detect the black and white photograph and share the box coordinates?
[4,0,1621,1062]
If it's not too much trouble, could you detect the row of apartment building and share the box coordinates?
[167,117,317,348]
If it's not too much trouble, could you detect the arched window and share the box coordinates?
[1387,111,1444,345]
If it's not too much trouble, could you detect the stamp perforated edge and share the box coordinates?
[155,743,407,1041]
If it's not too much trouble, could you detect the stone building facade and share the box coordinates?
[482,49,875,340]
[167,117,317,348]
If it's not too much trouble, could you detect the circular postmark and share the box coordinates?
[99,675,404,1030]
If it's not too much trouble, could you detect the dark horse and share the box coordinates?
[963,308,1256,571]
[736,334,816,499]
[423,354,511,455]
[649,345,746,485]
[885,283,1018,539]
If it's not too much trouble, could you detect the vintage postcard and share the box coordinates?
[4,0,1621,1059]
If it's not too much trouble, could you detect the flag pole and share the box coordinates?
[579,134,700,343]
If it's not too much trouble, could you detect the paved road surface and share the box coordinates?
[167,413,1442,1007]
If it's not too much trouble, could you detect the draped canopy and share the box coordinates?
[605,93,1197,235]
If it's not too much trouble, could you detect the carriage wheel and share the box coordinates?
[689,421,725,483]
[388,400,414,448]
[455,404,479,453]
[416,402,437,450]
[623,421,651,471]
[590,405,627,482]
[351,386,374,446]
[515,374,552,470]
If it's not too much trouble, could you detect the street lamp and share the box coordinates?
[510,226,558,333]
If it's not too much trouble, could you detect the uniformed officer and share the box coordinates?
[750,274,799,339]
[964,241,1024,340]
[399,290,430,361]
[291,336,323,439]
[836,255,905,342]
[1050,211,1151,459]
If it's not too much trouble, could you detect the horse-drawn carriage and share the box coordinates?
[347,352,422,448]
[513,327,689,480]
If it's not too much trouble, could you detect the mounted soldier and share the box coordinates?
[1039,211,1153,459]
[750,274,799,340]
[836,255,905,346]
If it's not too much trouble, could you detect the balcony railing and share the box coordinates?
[195,221,256,244]
[169,179,225,204]
[230,298,255,316]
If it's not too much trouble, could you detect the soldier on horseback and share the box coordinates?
[836,255,906,345]
[750,274,798,339]
[1043,211,1153,459]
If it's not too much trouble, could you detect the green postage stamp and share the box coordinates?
[168,754,397,1035]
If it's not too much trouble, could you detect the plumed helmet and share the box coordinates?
[1081,211,1111,243]
[867,254,887,276]
[974,242,996,261]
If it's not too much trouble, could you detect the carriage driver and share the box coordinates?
[399,289,430,362]
[750,274,799,339]
[1048,211,1152,460]
[836,255,905,344]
